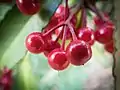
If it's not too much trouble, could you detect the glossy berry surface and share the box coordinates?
[77,27,95,45]
[44,41,61,56]
[54,4,76,25]
[54,5,65,22]
[95,25,114,44]
[54,5,65,17]
[25,32,44,54]
[53,4,76,27]
[48,49,69,70]
[66,40,92,66]
[104,41,114,53]
[16,0,40,15]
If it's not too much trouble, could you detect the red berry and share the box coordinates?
[54,5,65,22]
[48,49,69,70]
[25,32,44,54]
[44,41,61,56]
[104,21,115,29]
[55,26,72,39]
[16,0,40,15]
[54,4,74,23]
[0,67,13,90]
[95,25,114,44]
[104,41,114,53]
[54,5,65,17]
[94,12,109,27]
[2,85,11,90]
[0,67,12,86]
[77,27,95,45]
[66,40,92,66]
[54,4,76,27]
[44,16,59,33]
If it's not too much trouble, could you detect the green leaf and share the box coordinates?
[0,1,61,89]
[28,51,89,90]
[39,0,61,20]
[0,1,114,90]
[0,3,13,22]
[29,54,49,78]
[0,6,31,68]
[39,0,62,29]
[0,0,61,69]
[12,52,50,90]
[13,53,38,90]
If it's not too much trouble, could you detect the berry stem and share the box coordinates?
[60,0,69,50]
[87,4,107,22]
[65,0,69,20]
[81,8,87,28]
[65,4,81,24]
[54,26,63,42]
[70,4,78,9]
[61,26,67,50]
[43,22,66,37]
[68,23,77,41]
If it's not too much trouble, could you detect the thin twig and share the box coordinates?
[61,26,67,50]
[68,23,77,41]
[43,22,66,36]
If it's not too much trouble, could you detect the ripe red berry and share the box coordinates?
[94,12,109,27]
[54,5,65,17]
[54,4,74,24]
[55,26,72,39]
[54,5,65,22]
[0,67,12,86]
[104,41,114,53]
[16,0,40,15]
[25,32,44,54]
[48,49,69,70]
[44,16,59,33]
[53,4,76,28]
[77,27,95,45]
[44,41,61,56]
[0,67,13,90]
[104,21,115,29]
[95,25,114,44]
[66,40,92,66]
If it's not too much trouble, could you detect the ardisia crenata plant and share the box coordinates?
[16,0,115,71]
[0,0,115,89]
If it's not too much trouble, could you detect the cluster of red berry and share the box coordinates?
[94,13,114,53]
[0,67,13,90]
[16,0,114,71]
